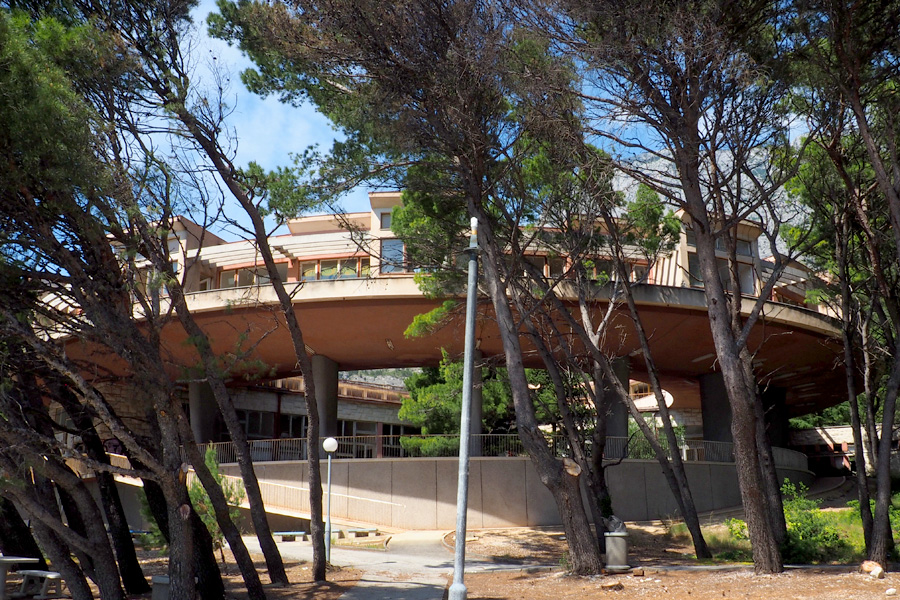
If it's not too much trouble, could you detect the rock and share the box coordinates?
[600,581,624,591]
[885,588,897,596]
[631,568,644,577]
[872,566,885,579]
[862,561,883,574]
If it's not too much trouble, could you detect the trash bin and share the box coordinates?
[604,531,630,573]
[151,575,169,600]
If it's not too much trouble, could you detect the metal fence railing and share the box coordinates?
[188,434,806,472]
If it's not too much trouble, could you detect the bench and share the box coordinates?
[273,531,307,542]
[344,528,378,538]
[17,570,64,600]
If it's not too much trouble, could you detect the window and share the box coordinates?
[524,256,546,278]
[257,263,289,284]
[382,424,421,457]
[689,254,755,294]
[220,268,255,288]
[198,278,211,291]
[687,230,753,257]
[380,239,406,273]
[320,259,339,280]
[236,409,275,440]
[340,260,358,278]
[300,262,317,281]
[279,414,307,439]
[548,257,566,278]
[221,270,236,288]
[380,212,392,230]
[298,258,369,281]
[688,253,703,288]
[594,260,616,282]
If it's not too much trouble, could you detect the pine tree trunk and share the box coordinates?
[55,388,149,594]
[475,207,602,574]
[180,437,266,600]
[0,499,45,566]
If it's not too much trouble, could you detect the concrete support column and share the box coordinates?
[312,354,339,440]
[188,382,217,443]
[469,351,484,457]
[605,357,631,438]
[699,372,732,443]
[760,386,789,448]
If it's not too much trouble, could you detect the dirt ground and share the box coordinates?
[3,551,361,600]
[8,519,897,600]
[458,525,900,600]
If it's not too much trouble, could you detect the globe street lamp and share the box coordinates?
[323,436,338,563]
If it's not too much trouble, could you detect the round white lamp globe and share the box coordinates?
[323,437,338,453]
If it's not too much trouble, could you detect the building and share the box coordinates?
[63,191,843,526]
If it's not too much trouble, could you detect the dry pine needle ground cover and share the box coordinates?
[458,526,899,600]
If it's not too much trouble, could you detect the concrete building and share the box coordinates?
[64,191,844,525]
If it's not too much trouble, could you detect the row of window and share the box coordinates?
[685,231,753,257]
[686,253,756,295]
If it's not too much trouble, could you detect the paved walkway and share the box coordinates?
[239,529,529,600]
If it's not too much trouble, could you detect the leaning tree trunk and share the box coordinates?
[834,217,874,546]
[474,205,602,574]
[868,359,900,566]
[142,257,287,585]
[177,426,266,600]
[0,498,46,566]
[55,387,149,594]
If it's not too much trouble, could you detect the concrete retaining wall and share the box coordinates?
[222,457,814,528]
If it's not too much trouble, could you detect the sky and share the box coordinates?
[190,1,372,223]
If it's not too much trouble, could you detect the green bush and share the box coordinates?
[780,481,848,563]
[190,447,245,557]
[400,435,459,457]
[723,481,853,564]
[725,518,748,540]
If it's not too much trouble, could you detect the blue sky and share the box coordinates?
[191,0,372,220]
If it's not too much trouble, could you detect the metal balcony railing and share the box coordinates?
[191,434,807,472]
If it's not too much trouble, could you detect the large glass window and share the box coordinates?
[257,263,289,284]
[688,253,703,288]
[236,409,275,440]
[689,254,754,294]
[279,414,306,438]
[320,259,339,280]
[300,262,317,281]
[380,239,406,273]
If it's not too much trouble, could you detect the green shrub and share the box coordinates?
[781,481,849,564]
[190,447,245,558]
[722,481,854,564]
[725,518,748,540]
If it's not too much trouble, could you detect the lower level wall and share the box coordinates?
[221,457,814,529]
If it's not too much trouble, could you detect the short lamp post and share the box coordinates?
[323,436,338,563]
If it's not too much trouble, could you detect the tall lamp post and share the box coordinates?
[323,436,338,563]
[449,217,479,600]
